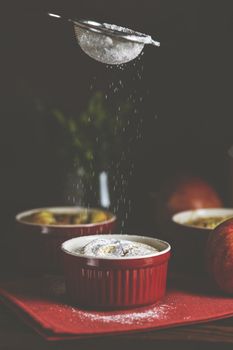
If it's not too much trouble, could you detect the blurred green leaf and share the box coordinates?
[51,91,133,173]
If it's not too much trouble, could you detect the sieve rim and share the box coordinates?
[72,19,154,44]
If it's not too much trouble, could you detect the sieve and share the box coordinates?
[48,13,160,64]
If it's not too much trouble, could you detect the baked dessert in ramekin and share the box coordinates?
[61,234,171,309]
[171,208,233,273]
[16,207,116,274]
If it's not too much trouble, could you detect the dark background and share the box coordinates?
[1,0,233,270]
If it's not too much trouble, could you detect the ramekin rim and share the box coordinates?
[61,234,171,260]
[15,206,116,228]
[172,207,233,230]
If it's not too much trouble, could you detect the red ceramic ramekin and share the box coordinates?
[61,234,171,309]
[15,207,116,274]
[171,208,233,273]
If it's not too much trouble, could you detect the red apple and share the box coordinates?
[154,175,223,227]
[206,218,233,294]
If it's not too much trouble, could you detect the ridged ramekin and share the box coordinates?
[15,207,116,274]
[61,234,171,309]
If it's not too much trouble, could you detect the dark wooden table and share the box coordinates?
[1,302,233,350]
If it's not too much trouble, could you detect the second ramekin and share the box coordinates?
[15,207,116,274]
[171,208,233,273]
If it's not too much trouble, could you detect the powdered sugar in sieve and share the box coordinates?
[74,21,160,65]
[48,14,160,65]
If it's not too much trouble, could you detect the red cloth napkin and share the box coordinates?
[0,274,233,341]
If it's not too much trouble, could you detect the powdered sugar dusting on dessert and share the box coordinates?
[75,237,159,258]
